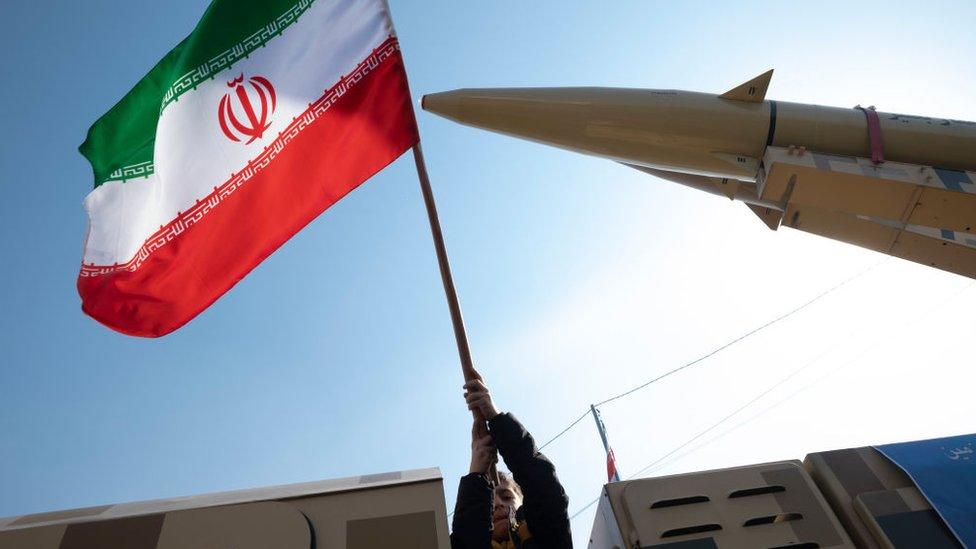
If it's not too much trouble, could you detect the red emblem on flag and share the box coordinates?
[218,74,277,144]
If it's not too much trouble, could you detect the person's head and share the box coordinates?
[491,472,524,541]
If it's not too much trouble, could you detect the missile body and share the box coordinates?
[422,72,976,279]
[422,86,976,180]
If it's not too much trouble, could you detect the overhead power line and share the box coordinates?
[566,338,847,523]
[535,260,882,452]
[629,279,974,481]
[592,260,881,408]
[649,292,973,476]
[539,410,591,451]
[566,279,973,525]
[628,341,849,480]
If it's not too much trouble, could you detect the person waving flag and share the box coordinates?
[78,0,419,337]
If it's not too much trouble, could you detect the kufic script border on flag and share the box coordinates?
[80,36,403,278]
[158,0,315,116]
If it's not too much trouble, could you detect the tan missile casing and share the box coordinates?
[422,87,976,179]
[423,73,976,280]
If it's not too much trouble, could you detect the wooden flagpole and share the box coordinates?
[412,143,477,381]
[412,143,499,483]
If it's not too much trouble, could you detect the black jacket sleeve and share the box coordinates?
[489,413,573,549]
[450,472,493,549]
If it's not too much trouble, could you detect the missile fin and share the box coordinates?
[746,203,783,231]
[720,69,774,102]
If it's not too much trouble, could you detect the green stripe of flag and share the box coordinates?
[80,0,314,188]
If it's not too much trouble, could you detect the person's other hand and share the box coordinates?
[464,379,500,420]
[469,420,497,474]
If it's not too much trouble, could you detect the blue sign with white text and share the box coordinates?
[876,434,976,548]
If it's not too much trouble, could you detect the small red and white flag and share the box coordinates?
[606,447,620,483]
[592,405,622,483]
[78,0,418,336]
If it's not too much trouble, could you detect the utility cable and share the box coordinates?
[458,261,884,524]
[566,336,848,523]
[628,339,851,480]
[538,409,591,451]
[534,260,881,453]
[635,279,974,479]
[567,279,972,524]
[592,260,881,408]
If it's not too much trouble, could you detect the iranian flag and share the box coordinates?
[78,0,419,337]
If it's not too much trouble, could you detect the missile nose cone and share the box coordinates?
[418,88,595,143]
[420,90,464,121]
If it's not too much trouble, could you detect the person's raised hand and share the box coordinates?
[464,379,500,420]
[469,419,497,474]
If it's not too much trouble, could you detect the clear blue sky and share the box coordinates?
[1,0,974,544]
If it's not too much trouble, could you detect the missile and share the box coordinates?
[422,71,976,279]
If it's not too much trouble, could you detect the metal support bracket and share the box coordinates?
[855,105,885,164]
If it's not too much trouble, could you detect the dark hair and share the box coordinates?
[497,471,524,498]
